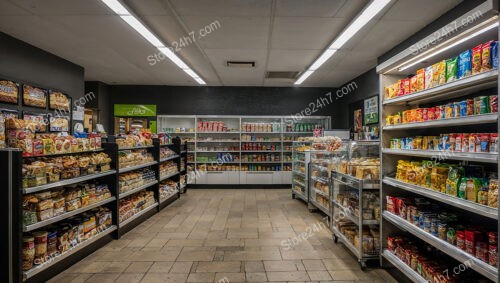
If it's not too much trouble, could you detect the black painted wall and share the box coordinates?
[107,85,342,134]
[0,32,84,102]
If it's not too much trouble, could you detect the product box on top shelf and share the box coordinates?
[116,130,153,149]
[23,85,47,109]
[0,79,19,104]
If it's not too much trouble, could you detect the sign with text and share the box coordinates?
[114,104,156,117]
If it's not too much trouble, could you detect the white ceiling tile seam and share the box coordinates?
[99,0,206,84]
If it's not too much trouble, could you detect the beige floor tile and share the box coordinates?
[244,261,265,272]
[141,272,188,283]
[266,271,310,281]
[170,261,194,273]
[224,250,282,261]
[245,272,267,282]
[302,259,326,271]
[125,262,154,273]
[47,273,92,283]
[84,273,121,282]
[177,250,215,261]
[307,270,332,281]
[115,273,145,283]
[186,272,215,282]
[328,270,360,280]
[214,272,245,282]
[264,260,301,271]
[196,261,241,272]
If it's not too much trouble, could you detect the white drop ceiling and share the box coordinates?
[0,0,462,87]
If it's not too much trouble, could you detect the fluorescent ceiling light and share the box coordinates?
[294,0,391,85]
[99,0,206,85]
[398,21,499,71]
[157,47,190,70]
[294,70,314,85]
[100,0,130,15]
[120,16,164,47]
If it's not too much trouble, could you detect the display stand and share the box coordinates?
[291,141,311,202]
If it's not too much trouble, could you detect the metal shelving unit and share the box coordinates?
[377,6,499,282]
[330,141,380,269]
[291,141,311,202]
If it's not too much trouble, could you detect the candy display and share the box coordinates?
[285,123,322,132]
[385,95,498,127]
[119,169,156,194]
[116,131,153,148]
[242,122,281,132]
[386,195,497,267]
[389,132,498,153]
[197,145,239,151]
[395,160,497,207]
[159,179,178,200]
[22,183,111,226]
[197,137,240,142]
[118,191,156,223]
[22,207,112,270]
[118,149,154,169]
[241,164,282,171]
[384,40,499,100]
[198,120,237,132]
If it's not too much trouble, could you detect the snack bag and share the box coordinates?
[458,49,472,79]
[425,66,433,89]
[472,44,482,75]
[445,57,458,83]
[432,63,440,87]
[410,76,417,93]
[416,68,425,91]
[445,167,462,196]
[492,41,499,69]
[403,78,410,95]
[437,60,446,85]
[482,40,495,71]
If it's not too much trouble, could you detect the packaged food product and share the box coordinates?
[475,96,490,115]
[22,236,35,271]
[490,134,498,153]
[488,179,498,208]
[49,91,70,111]
[47,231,58,255]
[43,139,55,155]
[489,232,498,246]
[445,57,459,83]
[410,76,417,93]
[447,227,457,245]
[469,134,477,152]
[472,44,483,75]
[482,41,495,71]
[466,99,474,116]
[479,133,490,152]
[478,186,489,205]
[33,231,48,264]
[489,245,498,267]
[416,68,425,91]
[457,230,466,250]
[424,66,433,89]
[462,133,469,152]
[492,41,499,69]
[455,134,463,152]
[431,63,441,87]
[437,60,446,85]
[0,80,19,104]
[458,100,467,117]
[458,49,472,79]
[403,78,411,95]
[397,80,404,96]
[476,242,488,262]
[490,95,498,113]
[445,166,461,196]
[427,107,436,120]
[23,85,47,108]
[444,103,453,119]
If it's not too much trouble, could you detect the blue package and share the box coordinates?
[458,49,472,79]
[492,41,498,69]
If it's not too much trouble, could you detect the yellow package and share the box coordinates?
[386,115,393,126]
[437,60,446,85]
[432,63,441,88]
[416,68,425,91]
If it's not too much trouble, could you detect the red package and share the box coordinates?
[386,196,397,214]
[403,79,411,95]
[410,76,417,93]
[422,108,428,121]
[472,45,483,75]
[489,245,498,267]
[466,99,474,116]
[427,107,436,120]
[32,139,43,156]
[95,134,102,148]
[197,121,203,130]
[398,80,404,96]
[435,106,443,120]
[397,198,407,219]
[465,230,482,255]
[8,129,34,140]
[457,231,466,250]
[415,108,423,122]
[490,95,498,113]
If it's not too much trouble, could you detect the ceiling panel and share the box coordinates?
[382,0,463,21]
[0,1,31,15]
[181,16,270,49]
[123,0,173,16]
[204,49,267,85]
[267,49,321,71]
[275,0,346,17]
[6,0,112,15]
[170,0,272,17]
[271,17,346,50]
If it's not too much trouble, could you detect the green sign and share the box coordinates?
[114,104,156,117]
[364,96,379,125]
[149,121,157,134]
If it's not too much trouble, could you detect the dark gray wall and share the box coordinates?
[0,32,84,102]
[85,81,112,132]
[107,85,342,134]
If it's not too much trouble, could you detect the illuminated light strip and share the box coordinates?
[295,0,391,85]
[99,0,206,84]
[398,21,499,71]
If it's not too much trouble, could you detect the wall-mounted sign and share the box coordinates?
[114,104,156,117]
[364,96,379,125]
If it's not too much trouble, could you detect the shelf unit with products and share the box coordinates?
[156,137,181,209]
[155,115,330,185]
[292,141,311,202]
[377,6,499,282]
[330,140,381,270]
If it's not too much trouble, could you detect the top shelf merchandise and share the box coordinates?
[115,130,153,149]
[378,10,499,282]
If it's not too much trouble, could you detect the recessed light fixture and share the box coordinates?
[295,0,392,85]
[99,0,206,85]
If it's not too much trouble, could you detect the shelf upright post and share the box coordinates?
[152,139,161,212]
[173,137,182,198]
[102,142,120,239]
[0,149,23,283]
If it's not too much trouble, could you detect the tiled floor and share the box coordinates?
[49,189,397,283]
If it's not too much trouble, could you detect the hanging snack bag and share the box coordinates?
[425,66,433,89]
[416,68,425,91]
[445,57,458,83]
[458,49,472,79]
[472,44,482,75]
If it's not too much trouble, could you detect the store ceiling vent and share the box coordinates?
[226,61,255,68]
[265,71,300,79]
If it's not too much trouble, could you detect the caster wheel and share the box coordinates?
[333,235,338,243]
[359,261,367,270]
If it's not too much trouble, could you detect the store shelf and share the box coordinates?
[284,132,314,134]
[382,250,429,283]
[23,225,117,280]
[313,188,329,198]
[332,172,380,190]
[293,160,305,164]
[383,211,498,281]
[240,161,282,164]
[242,132,281,134]
[332,200,360,225]
[198,131,240,134]
[24,197,116,232]
[241,150,281,153]
[292,170,306,177]
[196,140,240,143]
[196,150,240,153]
[331,226,361,258]
[160,155,180,162]
[383,177,498,219]
[382,148,498,163]
[118,161,158,173]
[160,190,179,204]
[26,148,105,158]
[118,145,155,150]
[160,171,180,182]
[383,113,498,130]
[160,143,174,147]
[292,189,307,201]
[119,181,158,199]
[311,176,329,184]
[120,203,159,227]
[383,70,499,105]
[241,141,281,143]
[310,199,329,215]
[23,170,117,194]
[293,180,306,187]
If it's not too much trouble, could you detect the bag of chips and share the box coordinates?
[458,49,472,79]
[425,66,433,89]
[482,40,495,71]
[472,44,482,75]
[492,41,499,69]
[445,57,458,83]
[416,68,425,91]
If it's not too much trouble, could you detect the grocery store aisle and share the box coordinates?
[48,189,396,283]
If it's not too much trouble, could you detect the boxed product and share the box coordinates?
[23,85,47,108]
[0,80,19,104]
[49,91,70,111]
